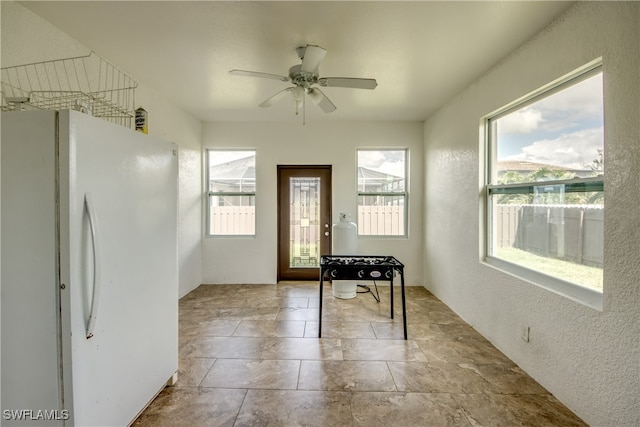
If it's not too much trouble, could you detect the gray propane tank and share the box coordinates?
[332,213,357,299]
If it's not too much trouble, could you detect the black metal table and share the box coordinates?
[318,255,407,339]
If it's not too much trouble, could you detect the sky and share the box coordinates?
[357,150,406,177]
[208,150,255,167]
[496,72,604,170]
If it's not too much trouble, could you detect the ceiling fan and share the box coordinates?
[229,44,377,118]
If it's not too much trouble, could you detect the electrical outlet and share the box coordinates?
[521,325,530,342]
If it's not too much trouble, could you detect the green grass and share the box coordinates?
[496,247,603,292]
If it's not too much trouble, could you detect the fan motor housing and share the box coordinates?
[288,65,318,88]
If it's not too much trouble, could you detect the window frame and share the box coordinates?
[483,61,604,310]
[206,148,256,237]
[356,148,409,238]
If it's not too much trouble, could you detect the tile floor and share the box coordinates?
[133,282,586,426]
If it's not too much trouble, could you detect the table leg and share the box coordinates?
[318,271,324,338]
[401,269,407,340]
[390,274,394,319]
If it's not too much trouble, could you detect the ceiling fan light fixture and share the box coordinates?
[295,99,303,116]
[292,85,305,101]
[307,88,322,104]
[293,86,305,116]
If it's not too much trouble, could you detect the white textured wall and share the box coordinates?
[202,121,424,285]
[1,2,203,298]
[423,3,639,426]
[136,85,203,298]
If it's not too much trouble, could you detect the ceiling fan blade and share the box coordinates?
[229,69,290,82]
[318,77,377,90]
[300,45,327,74]
[259,87,294,108]
[307,88,336,113]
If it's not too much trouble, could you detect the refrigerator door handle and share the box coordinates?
[84,193,102,339]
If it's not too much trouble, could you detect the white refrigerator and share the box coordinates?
[1,110,178,426]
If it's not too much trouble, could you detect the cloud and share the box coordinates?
[498,73,603,136]
[506,127,603,169]
[536,73,603,118]
[358,150,387,168]
[498,107,543,134]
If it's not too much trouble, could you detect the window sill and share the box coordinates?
[483,256,603,311]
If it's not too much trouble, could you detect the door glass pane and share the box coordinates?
[289,177,320,268]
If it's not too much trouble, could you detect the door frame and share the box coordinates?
[277,165,332,281]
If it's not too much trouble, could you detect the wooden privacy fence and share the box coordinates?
[358,206,404,236]
[496,204,603,267]
[210,206,255,235]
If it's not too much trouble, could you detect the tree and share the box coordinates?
[497,166,603,205]
[588,148,604,174]
[497,171,530,204]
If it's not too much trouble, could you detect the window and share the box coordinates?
[207,150,256,236]
[485,63,604,306]
[357,149,407,236]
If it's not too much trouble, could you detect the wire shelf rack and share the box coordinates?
[1,52,138,128]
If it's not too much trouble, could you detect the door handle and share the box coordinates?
[84,193,102,339]
[324,231,330,236]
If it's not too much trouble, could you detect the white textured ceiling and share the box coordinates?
[21,1,574,123]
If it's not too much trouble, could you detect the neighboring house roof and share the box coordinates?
[214,166,255,180]
[358,166,402,180]
[210,155,255,180]
[497,160,591,175]
[358,166,404,193]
